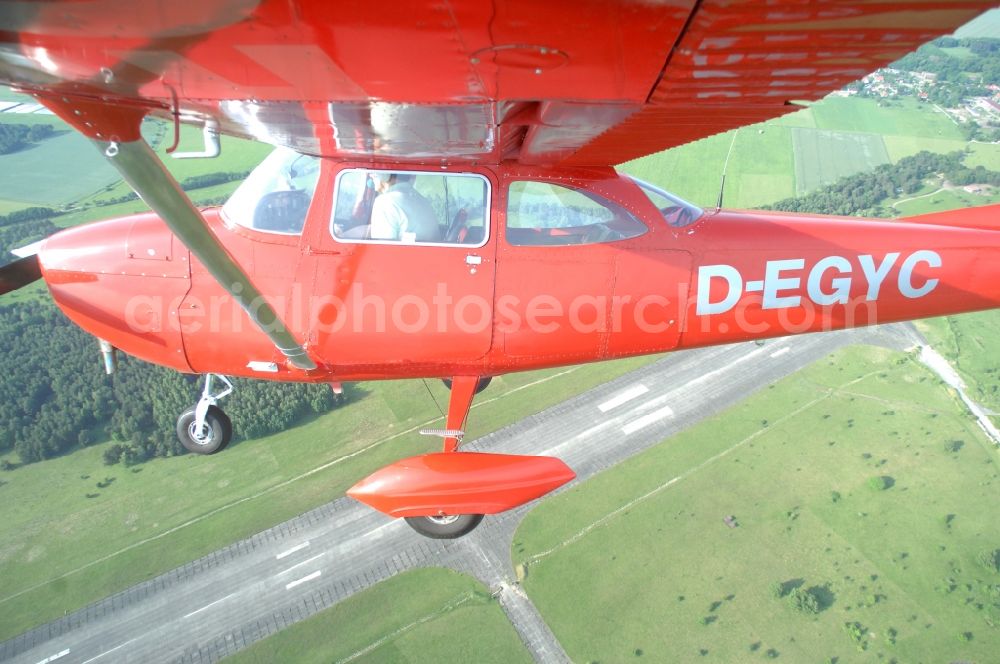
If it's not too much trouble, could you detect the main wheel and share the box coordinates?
[404,514,484,539]
[176,405,233,455]
[441,377,492,395]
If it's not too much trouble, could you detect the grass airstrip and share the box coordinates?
[512,345,1000,663]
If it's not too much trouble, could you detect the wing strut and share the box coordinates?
[34,93,317,371]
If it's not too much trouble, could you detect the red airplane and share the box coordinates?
[0,0,998,539]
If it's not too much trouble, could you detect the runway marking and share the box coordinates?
[183,593,237,619]
[277,552,326,576]
[769,347,790,358]
[34,650,69,664]
[286,570,321,590]
[529,369,884,565]
[0,367,583,609]
[275,541,310,559]
[622,405,674,435]
[80,639,137,664]
[598,384,649,412]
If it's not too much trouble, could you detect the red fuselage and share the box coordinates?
[36,161,1000,383]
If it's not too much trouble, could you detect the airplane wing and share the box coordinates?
[0,0,993,166]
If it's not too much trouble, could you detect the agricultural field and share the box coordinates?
[0,111,269,212]
[792,128,890,195]
[954,8,1000,39]
[0,354,657,640]
[620,124,795,209]
[513,345,1000,663]
[893,188,1000,216]
[621,92,997,208]
[225,568,530,664]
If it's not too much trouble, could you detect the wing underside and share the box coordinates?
[0,0,994,165]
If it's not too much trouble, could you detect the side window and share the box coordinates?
[331,170,489,246]
[505,181,647,246]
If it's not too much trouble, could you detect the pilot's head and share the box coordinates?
[370,172,414,192]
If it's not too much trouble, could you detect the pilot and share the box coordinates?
[369,172,442,243]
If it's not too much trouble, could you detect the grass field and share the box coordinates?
[513,345,1000,663]
[619,94,998,208]
[0,354,657,641]
[0,114,269,209]
[792,128,890,194]
[225,568,531,664]
[893,188,1000,216]
[918,310,1000,426]
[882,136,967,163]
[955,8,1000,39]
[966,142,1000,171]
[809,97,964,141]
[620,124,795,209]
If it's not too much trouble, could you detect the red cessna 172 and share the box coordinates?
[1,0,998,538]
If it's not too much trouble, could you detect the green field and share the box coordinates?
[954,8,1000,39]
[809,97,964,141]
[620,124,795,209]
[0,355,656,641]
[918,310,1000,427]
[225,568,531,664]
[882,135,967,163]
[893,188,1000,216]
[513,345,1000,663]
[966,142,1000,171]
[792,128,890,194]
[0,114,269,210]
[620,94,997,209]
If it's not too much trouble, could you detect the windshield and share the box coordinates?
[222,147,320,235]
[629,176,703,228]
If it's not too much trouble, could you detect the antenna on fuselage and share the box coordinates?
[716,129,739,212]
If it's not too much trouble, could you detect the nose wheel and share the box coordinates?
[176,374,234,455]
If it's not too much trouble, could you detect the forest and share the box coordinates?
[0,122,55,155]
[0,302,345,466]
[765,150,1000,217]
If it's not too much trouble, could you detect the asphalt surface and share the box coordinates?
[1,324,921,664]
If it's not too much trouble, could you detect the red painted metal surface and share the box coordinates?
[34,163,1000,382]
[347,452,576,518]
[1,1,994,165]
[7,0,1000,526]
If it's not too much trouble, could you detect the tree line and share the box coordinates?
[764,150,1000,217]
[0,302,349,466]
[0,123,55,155]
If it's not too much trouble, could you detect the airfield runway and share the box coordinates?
[1,324,921,664]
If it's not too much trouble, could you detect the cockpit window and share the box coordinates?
[505,181,647,246]
[629,176,703,228]
[331,169,489,247]
[222,147,319,235]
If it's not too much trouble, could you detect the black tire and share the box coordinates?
[176,405,233,455]
[404,514,484,539]
[441,376,492,395]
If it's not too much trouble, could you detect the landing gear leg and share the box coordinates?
[406,376,486,538]
[441,375,480,453]
[176,374,234,455]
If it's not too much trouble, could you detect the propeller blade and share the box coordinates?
[0,254,42,296]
